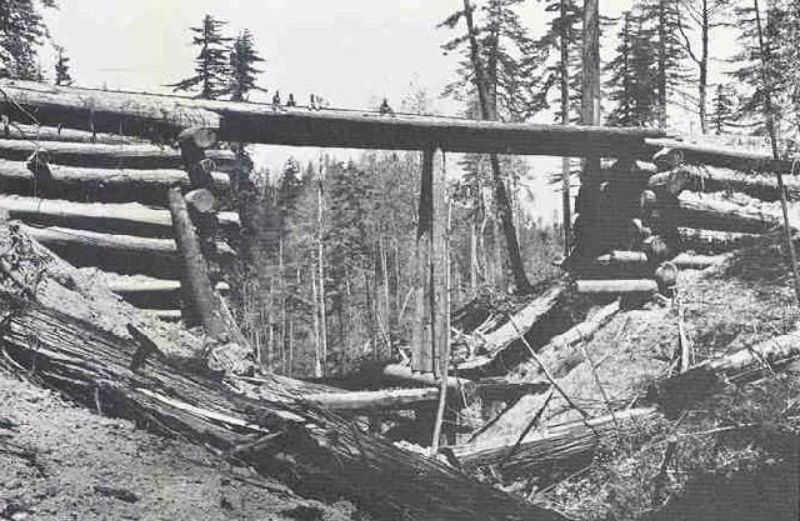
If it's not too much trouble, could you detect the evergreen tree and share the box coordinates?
[729,1,792,136]
[169,15,232,99]
[227,28,265,101]
[605,11,658,127]
[635,0,687,128]
[440,0,542,122]
[711,83,735,134]
[53,44,71,86]
[0,0,56,80]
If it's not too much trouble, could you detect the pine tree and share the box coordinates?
[53,44,71,86]
[711,83,735,134]
[605,11,658,127]
[227,28,265,101]
[0,0,56,80]
[169,15,232,99]
[636,0,687,129]
[440,0,541,122]
[729,1,792,136]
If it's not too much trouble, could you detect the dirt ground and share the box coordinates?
[0,372,358,521]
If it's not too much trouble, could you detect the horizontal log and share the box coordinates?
[445,408,657,479]
[0,194,239,237]
[676,194,782,234]
[303,387,441,411]
[649,164,800,202]
[575,279,658,294]
[2,122,144,144]
[0,138,235,171]
[105,275,230,309]
[645,138,794,174]
[594,250,726,271]
[19,224,233,279]
[382,363,473,393]
[0,79,664,157]
[143,309,182,321]
[456,284,566,372]
[678,227,763,254]
[0,158,230,205]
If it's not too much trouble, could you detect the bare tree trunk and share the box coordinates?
[316,164,328,376]
[560,0,572,253]
[461,0,531,293]
[656,0,669,129]
[582,0,602,178]
[311,267,322,378]
[699,0,709,134]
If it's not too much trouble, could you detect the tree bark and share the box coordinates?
[0,289,567,521]
[648,164,800,202]
[167,187,228,340]
[0,138,235,171]
[0,193,239,238]
[0,158,229,206]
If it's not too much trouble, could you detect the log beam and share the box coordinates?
[0,79,663,157]
[645,138,794,174]
[575,279,658,294]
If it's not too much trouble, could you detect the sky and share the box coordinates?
[40,0,741,224]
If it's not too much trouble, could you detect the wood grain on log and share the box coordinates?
[0,158,229,205]
[678,227,762,254]
[2,122,144,144]
[0,138,235,171]
[455,284,566,372]
[0,79,662,157]
[445,408,657,479]
[676,195,782,234]
[0,289,566,521]
[167,187,229,340]
[0,194,239,237]
[649,164,800,202]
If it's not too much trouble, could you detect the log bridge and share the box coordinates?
[0,78,794,519]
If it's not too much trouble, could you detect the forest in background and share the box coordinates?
[1,0,799,378]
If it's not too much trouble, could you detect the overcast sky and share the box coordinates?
[41,1,740,224]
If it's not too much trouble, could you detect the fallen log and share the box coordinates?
[303,387,441,411]
[575,279,658,295]
[515,300,621,380]
[444,408,658,480]
[382,363,473,393]
[0,158,230,205]
[676,195,782,234]
[677,227,763,254]
[0,194,239,237]
[0,78,662,157]
[649,164,800,202]
[1,122,143,144]
[0,138,235,171]
[0,290,566,521]
[17,224,234,280]
[653,330,800,416]
[455,284,566,372]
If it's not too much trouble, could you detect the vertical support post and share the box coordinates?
[581,0,602,179]
[431,149,451,451]
[412,148,434,373]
